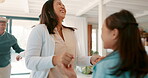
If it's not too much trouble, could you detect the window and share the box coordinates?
[11,19,39,49]
[10,19,39,78]
[92,29,97,52]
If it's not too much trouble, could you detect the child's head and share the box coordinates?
[102,10,148,77]
[102,10,140,51]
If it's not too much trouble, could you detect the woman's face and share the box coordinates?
[53,0,66,21]
[101,21,118,50]
[0,22,6,33]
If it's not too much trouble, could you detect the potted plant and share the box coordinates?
[81,50,99,75]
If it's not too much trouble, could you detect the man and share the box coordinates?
[0,17,24,78]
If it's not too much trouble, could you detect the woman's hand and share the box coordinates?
[61,52,74,67]
[90,55,105,65]
[58,63,77,78]
[53,52,74,67]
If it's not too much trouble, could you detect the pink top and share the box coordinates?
[48,26,77,78]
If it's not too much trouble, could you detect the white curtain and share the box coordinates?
[63,15,88,56]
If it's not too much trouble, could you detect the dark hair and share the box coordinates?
[40,0,58,34]
[105,10,148,78]
[40,0,74,34]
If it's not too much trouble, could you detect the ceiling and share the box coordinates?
[0,0,148,25]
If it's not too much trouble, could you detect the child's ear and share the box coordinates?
[112,29,119,40]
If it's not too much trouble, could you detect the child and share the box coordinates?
[59,10,148,78]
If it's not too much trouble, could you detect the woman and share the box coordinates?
[25,0,100,78]
[60,10,148,78]
[0,17,24,78]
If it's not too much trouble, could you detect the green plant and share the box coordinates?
[81,50,98,75]
[81,66,93,75]
[91,50,99,55]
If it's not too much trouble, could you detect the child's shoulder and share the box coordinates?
[95,52,120,69]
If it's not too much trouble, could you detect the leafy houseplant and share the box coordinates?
[91,50,99,55]
[81,66,93,74]
[81,50,99,75]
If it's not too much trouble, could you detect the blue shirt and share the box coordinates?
[0,32,24,67]
[93,51,148,78]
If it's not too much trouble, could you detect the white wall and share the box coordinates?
[139,22,148,32]
[63,15,88,56]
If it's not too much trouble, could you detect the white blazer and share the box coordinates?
[25,24,91,78]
